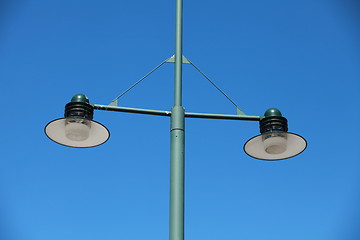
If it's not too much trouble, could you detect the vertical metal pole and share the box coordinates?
[170,0,184,239]
[174,0,183,106]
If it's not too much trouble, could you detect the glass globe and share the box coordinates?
[262,132,287,154]
[65,118,91,141]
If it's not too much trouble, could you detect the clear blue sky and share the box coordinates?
[1,0,359,239]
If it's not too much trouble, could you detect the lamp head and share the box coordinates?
[244,108,307,160]
[44,94,110,148]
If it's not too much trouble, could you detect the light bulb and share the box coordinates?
[262,132,287,154]
[65,118,91,141]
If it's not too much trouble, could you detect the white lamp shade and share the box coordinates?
[244,132,307,160]
[45,118,110,148]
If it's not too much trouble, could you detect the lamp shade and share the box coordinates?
[45,118,110,148]
[244,132,307,160]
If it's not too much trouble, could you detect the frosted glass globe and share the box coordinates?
[263,133,287,154]
[65,119,91,141]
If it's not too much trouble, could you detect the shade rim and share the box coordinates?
[44,118,110,148]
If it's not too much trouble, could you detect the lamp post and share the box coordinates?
[44,0,307,239]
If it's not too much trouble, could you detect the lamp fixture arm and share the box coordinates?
[92,104,262,121]
[93,104,171,117]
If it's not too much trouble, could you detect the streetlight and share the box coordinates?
[244,108,307,160]
[45,95,306,160]
[44,0,307,239]
[45,94,110,148]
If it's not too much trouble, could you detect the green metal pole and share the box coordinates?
[170,106,185,240]
[170,0,184,239]
[174,0,183,107]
